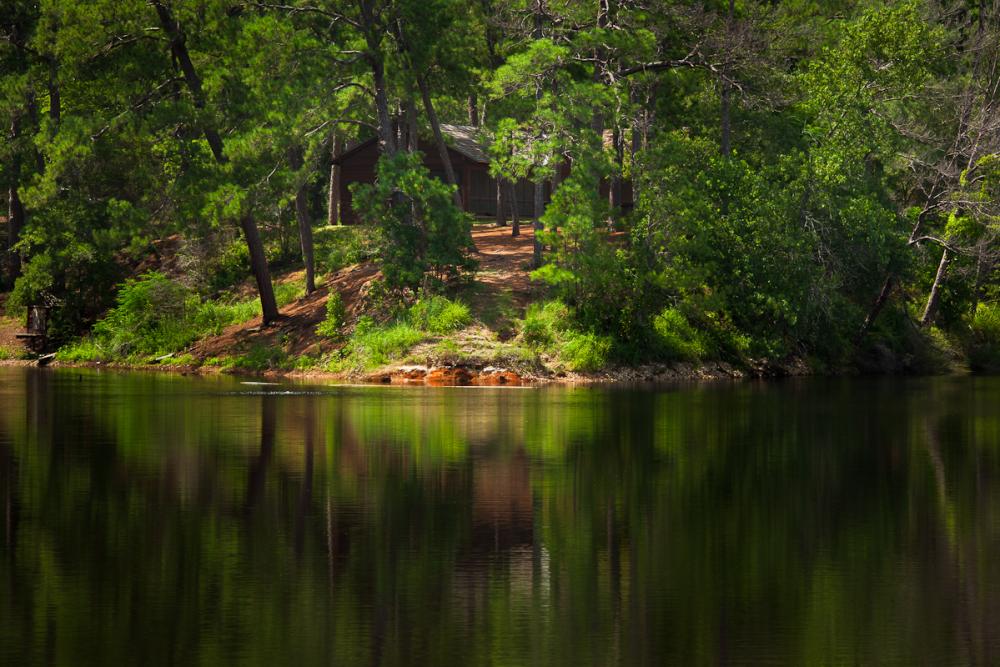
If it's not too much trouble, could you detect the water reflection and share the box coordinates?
[2,369,1000,664]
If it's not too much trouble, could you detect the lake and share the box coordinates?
[1,367,999,665]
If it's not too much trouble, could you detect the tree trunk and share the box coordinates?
[357,1,395,157]
[508,182,520,237]
[405,97,418,152]
[327,132,342,226]
[532,179,544,268]
[609,126,623,210]
[150,1,225,163]
[857,276,894,342]
[6,185,24,283]
[532,0,545,267]
[418,76,463,208]
[151,0,278,321]
[921,248,951,327]
[468,93,479,126]
[240,215,280,324]
[495,178,505,227]
[289,146,316,294]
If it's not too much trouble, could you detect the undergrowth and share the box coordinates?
[56,272,304,362]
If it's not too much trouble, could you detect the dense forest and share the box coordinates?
[2,0,999,375]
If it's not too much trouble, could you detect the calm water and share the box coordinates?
[2,369,1000,665]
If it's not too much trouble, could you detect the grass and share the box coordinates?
[218,344,291,372]
[56,273,306,363]
[516,300,612,372]
[328,294,476,372]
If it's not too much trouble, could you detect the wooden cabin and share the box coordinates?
[332,124,632,224]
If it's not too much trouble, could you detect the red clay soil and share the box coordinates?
[470,225,537,307]
[187,225,535,362]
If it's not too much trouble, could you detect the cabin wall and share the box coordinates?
[336,141,631,223]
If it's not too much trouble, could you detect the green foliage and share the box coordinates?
[317,292,347,340]
[518,300,610,372]
[969,303,1000,372]
[533,156,627,334]
[343,316,425,370]
[407,295,472,335]
[330,295,473,370]
[55,273,303,362]
[559,331,612,372]
[652,309,709,362]
[222,344,291,373]
[521,301,571,348]
[315,226,379,275]
[351,152,476,290]
[87,272,202,359]
[206,240,252,294]
[4,0,1000,376]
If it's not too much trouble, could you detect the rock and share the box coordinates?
[426,366,473,386]
[473,369,523,386]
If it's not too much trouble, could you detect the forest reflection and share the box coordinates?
[2,369,1000,665]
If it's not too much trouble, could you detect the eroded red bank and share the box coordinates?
[368,366,525,386]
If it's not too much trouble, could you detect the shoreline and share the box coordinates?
[2,355,814,387]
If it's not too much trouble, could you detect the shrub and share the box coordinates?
[316,226,378,274]
[89,272,201,358]
[560,331,612,372]
[351,152,476,290]
[55,339,107,362]
[652,308,708,361]
[206,239,252,293]
[224,344,290,372]
[317,292,347,339]
[520,301,571,348]
[969,302,1000,371]
[408,295,471,334]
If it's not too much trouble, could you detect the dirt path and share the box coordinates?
[187,225,535,361]
[469,225,537,307]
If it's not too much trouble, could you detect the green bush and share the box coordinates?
[652,308,708,361]
[560,331,612,372]
[408,295,471,334]
[348,316,424,368]
[89,272,201,358]
[516,300,612,371]
[223,344,290,372]
[520,301,571,348]
[317,292,347,339]
[969,302,1000,371]
[352,152,476,290]
[206,240,252,293]
[316,226,378,274]
[55,339,106,362]
[56,273,304,362]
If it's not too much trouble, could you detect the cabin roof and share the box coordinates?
[334,124,490,165]
[439,124,490,163]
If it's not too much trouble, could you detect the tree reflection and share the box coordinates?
[2,372,1000,664]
